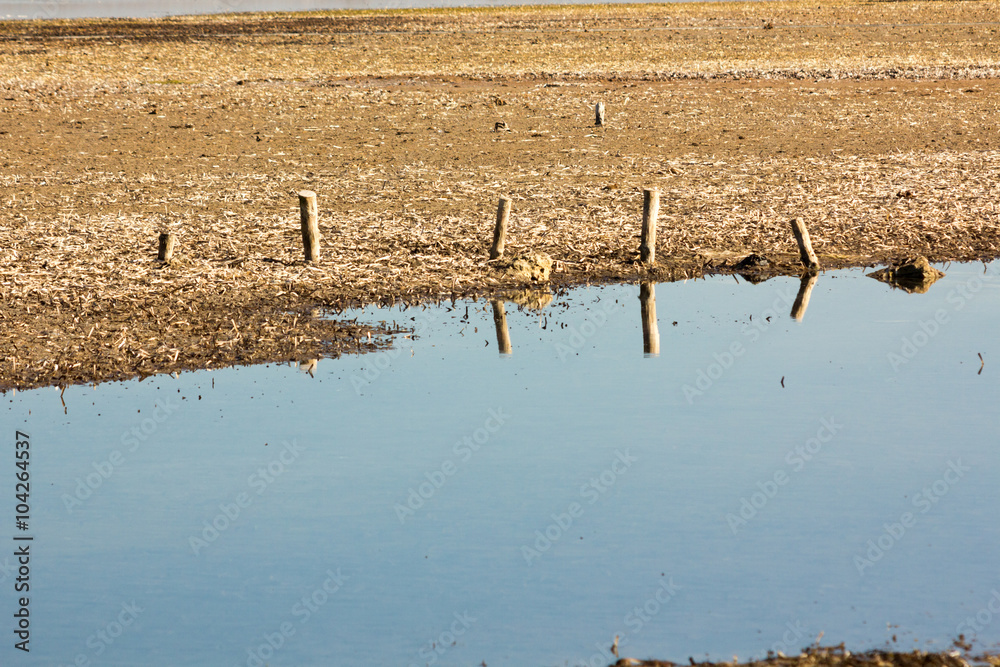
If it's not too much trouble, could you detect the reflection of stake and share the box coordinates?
[492,300,512,355]
[298,358,318,377]
[640,282,660,356]
[790,271,819,321]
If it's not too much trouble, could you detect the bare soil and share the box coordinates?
[1,1,999,390]
[619,645,1000,667]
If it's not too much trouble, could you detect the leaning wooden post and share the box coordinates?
[298,190,320,262]
[490,196,511,260]
[640,282,660,357]
[595,102,606,126]
[791,271,819,322]
[790,218,819,270]
[640,188,659,264]
[491,299,512,355]
[157,232,175,262]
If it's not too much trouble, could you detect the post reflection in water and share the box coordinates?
[791,272,819,321]
[639,281,660,356]
[491,299,512,355]
[5,265,1000,667]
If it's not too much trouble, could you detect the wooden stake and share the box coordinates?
[491,300,512,355]
[595,102,606,126]
[640,282,660,357]
[640,189,659,264]
[490,197,511,260]
[791,272,818,322]
[298,190,320,262]
[790,218,819,270]
[157,232,175,262]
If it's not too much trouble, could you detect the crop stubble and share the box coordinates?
[1,1,998,389]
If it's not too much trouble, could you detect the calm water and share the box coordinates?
[4,0,641,20]
[2,262,999,666]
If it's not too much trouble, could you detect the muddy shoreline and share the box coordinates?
[1,1,999,390]
[614,645,1000,667]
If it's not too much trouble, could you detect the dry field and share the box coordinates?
[1,1,999,389]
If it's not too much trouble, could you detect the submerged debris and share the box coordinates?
[734,254,772,270]
[867,256,945,293]
[732,253,777,284]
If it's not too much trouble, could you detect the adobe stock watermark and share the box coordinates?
[521,449,638,565]
[888,277,985,370]
[579,576,681,667]
[189,440,304,555]
[350,345,406,395]
[394,408,509,524]
[555,298,619,361]
[408,611,478,667]
[239,568,347,667]
[750,619,810,661]
[57,601,145,667]
[888,268,995,371]
[683,283,797,403]
[29,1,60,20]
[726,417,842,535]
[956,583,1000,639]
[212,0,245,13]
[853,459,970,575]
[0,556,15,589]
[351,312,427,394]
[62,397,181,513]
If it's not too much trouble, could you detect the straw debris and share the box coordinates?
[1,2,998,389]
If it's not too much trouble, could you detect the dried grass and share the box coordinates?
[1,1,998,389]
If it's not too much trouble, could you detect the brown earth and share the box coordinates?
[1,1,999,390]
[618,644,1000,667]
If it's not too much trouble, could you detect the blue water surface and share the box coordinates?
[1,262,999,667]
[4,0,663,20]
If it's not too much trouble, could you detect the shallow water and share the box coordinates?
[2,0,665,20]
[2,262,999,666]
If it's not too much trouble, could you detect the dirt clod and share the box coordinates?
[496,252,553,282]
[2,2,999,390]
[867,256,946,293]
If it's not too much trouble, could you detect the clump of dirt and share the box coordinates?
[867,256,946,293]
[1,2,999,390]
[495,252,553,282]
[734,254,772,270]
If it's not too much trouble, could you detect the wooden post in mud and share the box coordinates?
[298,190,320,262]
[490,197,511,260]
[640,282,660,357]
[157,232,175,262]
[640,188,659,264]
[791,272,819,322]
[595,102,606,126]
[491,299,512,355]
[790,218,819,270]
